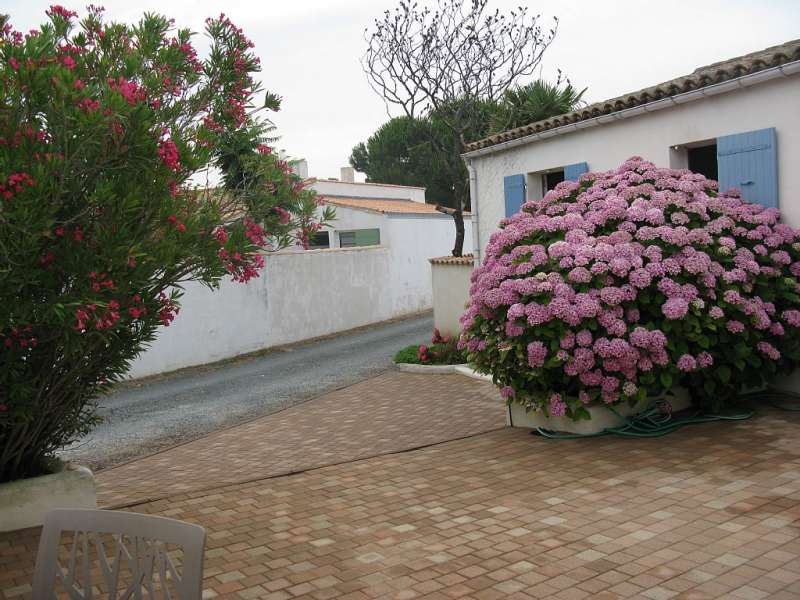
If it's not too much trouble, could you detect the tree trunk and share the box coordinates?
[452,209,464,257]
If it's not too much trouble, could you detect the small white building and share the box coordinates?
[304,167,473,311]
[305,167,470,248]
[463,39,800,262]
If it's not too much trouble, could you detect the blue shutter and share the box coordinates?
[564,162,589,181]
[503,174,526,217]
[717,128,778,208]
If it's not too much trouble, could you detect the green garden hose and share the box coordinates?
[533,387,800,440]
[534,399,754,440]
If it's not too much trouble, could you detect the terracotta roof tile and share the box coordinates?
[305,177,425,190]
[429,254,474,265]
[322,196,469,216]
[465,38,800,153]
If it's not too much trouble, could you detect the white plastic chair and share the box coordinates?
[32,509,206,600]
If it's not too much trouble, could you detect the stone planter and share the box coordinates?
[0,463,96,532]
[507,388,693,435]
[429,255,474,337]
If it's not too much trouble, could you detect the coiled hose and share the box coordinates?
[532,389,800,440]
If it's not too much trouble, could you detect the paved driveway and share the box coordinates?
[59,314,434,469]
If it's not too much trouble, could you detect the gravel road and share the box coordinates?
[59,313,433,469]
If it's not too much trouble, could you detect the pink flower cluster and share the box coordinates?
[108,76,146,106]
[157,136,180,172]
[461,157,800,418]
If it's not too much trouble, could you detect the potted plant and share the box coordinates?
[460,157,800,432]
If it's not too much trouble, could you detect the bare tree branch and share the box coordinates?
[362,0,558,256]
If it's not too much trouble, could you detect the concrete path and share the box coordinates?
[59,313,434,469]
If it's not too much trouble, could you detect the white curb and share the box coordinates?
[395,362,493,382]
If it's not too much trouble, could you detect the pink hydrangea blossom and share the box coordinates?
[461,156,800,417]
[527,341,547,368]
[677,354,697,372]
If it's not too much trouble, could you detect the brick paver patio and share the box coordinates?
[97,371,505,507]
[2,371,800,599]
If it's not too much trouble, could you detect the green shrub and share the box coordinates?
[394,329,467,365]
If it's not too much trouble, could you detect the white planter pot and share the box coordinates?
[507,388,693,435]
[0,463,96,532]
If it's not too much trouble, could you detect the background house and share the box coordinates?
[307,165,473,315]
[463,39,800,262]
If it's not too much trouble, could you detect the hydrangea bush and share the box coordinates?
[460,157,800,420]
[0,7,333,481]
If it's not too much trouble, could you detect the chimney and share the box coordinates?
[340,166,355,183]
[293,159,309,179]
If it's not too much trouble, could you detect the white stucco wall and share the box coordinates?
[385,214,473,313]
[129,247,395,378]
[128,209,472,379]
[310,179,426,202]
[431,262,474,336]
[469,75,800,258]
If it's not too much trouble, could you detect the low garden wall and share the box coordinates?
[130,246,412,378]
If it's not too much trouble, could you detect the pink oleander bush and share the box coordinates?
[460,157,800,420]
[0,6,333,481]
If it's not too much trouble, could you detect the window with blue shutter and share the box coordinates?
[717,128,778,208]
[504,174,526,217]
[564,162,589,181]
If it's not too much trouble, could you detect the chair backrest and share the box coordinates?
[32,509,206,600]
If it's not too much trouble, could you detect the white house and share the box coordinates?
[305,167,473,310]
[462,39,800,262]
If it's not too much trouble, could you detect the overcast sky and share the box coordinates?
[6,1,800,182]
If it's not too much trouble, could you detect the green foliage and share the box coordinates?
[488,79,586,134]
[394,329,467,365]
[394,345,422,364]
[350,115,458,208]
[0,8,332,481]
[351,81,584,211]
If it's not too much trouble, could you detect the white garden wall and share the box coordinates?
[129,246,395,378]
[129,206,473,379]
[386,214,473,313]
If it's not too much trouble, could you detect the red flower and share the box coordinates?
[8,57,19,72]
[158,137,180,172]
[73,78,85,90]
[46,5,78,19]
[39,251,55,267]
[78,98,100,112]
